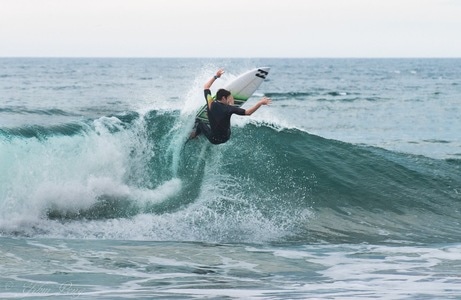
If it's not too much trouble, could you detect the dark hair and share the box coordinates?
[216,89,231,101]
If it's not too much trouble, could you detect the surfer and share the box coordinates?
[190,69,271,144]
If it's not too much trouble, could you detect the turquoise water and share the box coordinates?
[1,58,461,299]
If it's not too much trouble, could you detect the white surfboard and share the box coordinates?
[195,67,270,123]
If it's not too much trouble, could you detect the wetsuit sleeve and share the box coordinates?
[231,106,246,116]
[204,89,213,109]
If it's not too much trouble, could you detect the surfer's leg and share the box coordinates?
[189,121,200,139]
[195,121,220,144]
[189,121,212,141]
[197,122,211,139]
[190,121,223,145]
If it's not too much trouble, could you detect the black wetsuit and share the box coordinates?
[196,89,246,144]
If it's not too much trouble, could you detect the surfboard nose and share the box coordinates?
[255,67,270,79]
[258,67,270,74]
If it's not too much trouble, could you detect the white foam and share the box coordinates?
[132,178,182,205]
[0,114,182,230]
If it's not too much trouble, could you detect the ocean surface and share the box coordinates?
[1,58,460,299]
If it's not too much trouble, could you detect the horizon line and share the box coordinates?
[1,56,461,59]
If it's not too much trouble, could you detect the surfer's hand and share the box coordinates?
[259,97,272,105]
[216,69,225,78]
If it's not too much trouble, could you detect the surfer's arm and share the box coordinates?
[204,89,214,109]
[204,69,225,89]
[245,97,272,116]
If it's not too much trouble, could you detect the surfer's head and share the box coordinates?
[216,89,232,103]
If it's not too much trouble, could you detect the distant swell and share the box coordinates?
[265,91,383,102]
[0,111,140,139]
[265,92,315,99]
[0,107,77,116]
[0,123,88,139]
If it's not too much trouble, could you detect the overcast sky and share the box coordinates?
[1,0,460,57]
